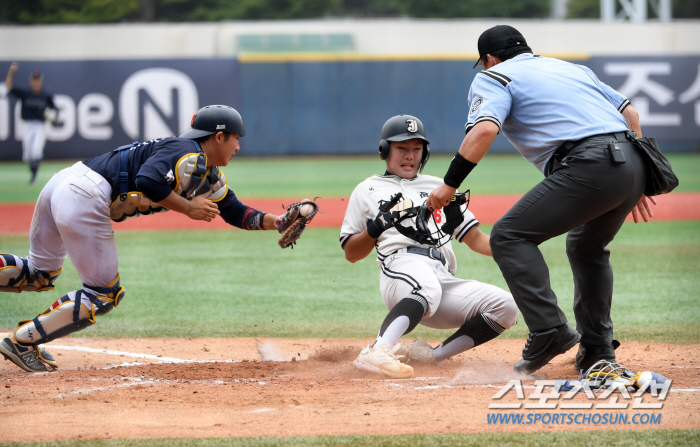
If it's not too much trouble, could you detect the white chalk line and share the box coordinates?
[48,344,246,368]
[53,375,267,398]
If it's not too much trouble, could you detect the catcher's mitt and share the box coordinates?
[276,198,319,249]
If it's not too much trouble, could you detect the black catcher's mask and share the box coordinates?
[394,190,471,247]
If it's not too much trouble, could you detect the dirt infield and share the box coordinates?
[1,195,698,442]
[1,192,699,234]
[0,337,698,442]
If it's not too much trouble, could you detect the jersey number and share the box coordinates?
[433,209,442,223]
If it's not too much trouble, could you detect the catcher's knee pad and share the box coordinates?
[83,274,126,316]
[0,254,62,293]
[14,275,126,345]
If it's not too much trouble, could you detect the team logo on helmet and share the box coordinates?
[406,119,418,133]
[190,114,196,126]
[216,124,225,129]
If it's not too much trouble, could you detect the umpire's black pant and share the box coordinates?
[490,133,647,346]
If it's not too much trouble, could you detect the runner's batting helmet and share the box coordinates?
[378,115,430,172]
[180,105,246,139]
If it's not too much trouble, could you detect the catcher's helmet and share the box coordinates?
[414,190,470,247]
[378,115,430,172]
[180,105,246,139]
[391,190,471,248]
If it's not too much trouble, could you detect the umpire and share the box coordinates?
[428,25,654,374]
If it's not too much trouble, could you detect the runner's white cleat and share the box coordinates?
[354,343,414,379]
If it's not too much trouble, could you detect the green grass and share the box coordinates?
[1,222,698,343]
[0,157,697,446]
[1,152,698,202]
[1,429,698,447]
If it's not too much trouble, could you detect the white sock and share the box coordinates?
[433,335,475,362]
[373,315,410,349]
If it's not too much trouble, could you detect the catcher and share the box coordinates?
[0,104,317,372]
[340,114,518,379]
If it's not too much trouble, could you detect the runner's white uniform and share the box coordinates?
[340,173,517,331]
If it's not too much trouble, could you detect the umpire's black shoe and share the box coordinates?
[574,339,620,372]
[514,323,581,375]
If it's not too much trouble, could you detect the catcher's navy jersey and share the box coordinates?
[84,137,199,202]
[8,88,56,121]
[466,54,629,173]
[84,137,258,229]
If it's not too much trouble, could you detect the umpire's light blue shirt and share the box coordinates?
[465,54,630,173]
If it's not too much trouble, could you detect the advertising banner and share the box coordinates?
[0,59,239,160]
[589,56,700,150]
[1,56,697,160]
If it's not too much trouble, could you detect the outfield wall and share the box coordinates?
[0,20,699,159]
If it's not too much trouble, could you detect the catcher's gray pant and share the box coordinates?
[379,252,518,331]
[490,135,647,346]
[29,162,118,288]
[9,162,124,347]
[21,120,46,163]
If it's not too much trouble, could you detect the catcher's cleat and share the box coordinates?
[354,343,414,379]
[0,337,58,372]
[574,340,619,372]
[393,340,436,364]
[514,323,581,375]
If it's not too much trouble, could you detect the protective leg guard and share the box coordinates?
[0,254,62,293]
[14,275,126,345]
[83,274,126,316]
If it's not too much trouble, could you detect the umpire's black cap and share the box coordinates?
[474,25,527,68]
[180,105,246,139]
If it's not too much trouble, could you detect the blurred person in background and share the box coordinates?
[6,62,59,184]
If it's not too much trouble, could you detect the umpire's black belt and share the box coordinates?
[545,131,635,177]
[396,246,446,266]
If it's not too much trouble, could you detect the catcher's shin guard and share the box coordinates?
[14,275,126,345]
[0,254,62,293]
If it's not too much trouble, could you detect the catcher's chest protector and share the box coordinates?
[109,152,228,222]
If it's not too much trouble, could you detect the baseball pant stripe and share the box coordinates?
[483,314,506,334]
[380,264,421,291]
